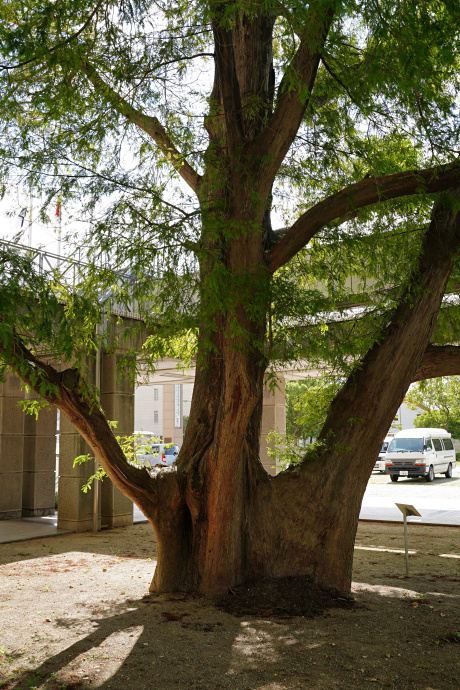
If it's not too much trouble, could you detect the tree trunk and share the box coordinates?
[146,193,460,597]
[6,202,460,600]
[6,7,460,602]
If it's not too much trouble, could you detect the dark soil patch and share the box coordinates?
[216,575,355,618]
[436,631,460,645]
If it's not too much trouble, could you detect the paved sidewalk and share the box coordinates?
[360,467,460,526]
[1,477,458,544]
[0,508,148,544]
[359,502,460,526]
[0,514,71,544]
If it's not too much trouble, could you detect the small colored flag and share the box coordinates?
[19,207,27,227]
[56,202,60,217]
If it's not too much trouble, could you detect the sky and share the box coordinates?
[0,188,80,257]
[1,194,60,253]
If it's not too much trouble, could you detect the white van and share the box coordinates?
[373,435,393,473]
[384,428,455,482]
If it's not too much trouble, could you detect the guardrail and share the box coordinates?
[0,239,141,318]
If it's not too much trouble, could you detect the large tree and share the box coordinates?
[406,376,460,438]
[2,0,460,597]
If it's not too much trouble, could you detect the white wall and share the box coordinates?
[134,385,164,439]
[182,383,194,419]
[135,383,194,446]
[389,401,424,434]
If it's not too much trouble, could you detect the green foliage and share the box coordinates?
[286,378,342,442]
[267,377,341,469]
[182,415,189,438]
[72,426,170,491]
[266,428,304,469]
[267,428,327,470]
[73,454,107,493]
[17,399,52,419]
[0,1,460,418]
[406,377,460,439]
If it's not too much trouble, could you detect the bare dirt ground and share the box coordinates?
[0,521,459,690]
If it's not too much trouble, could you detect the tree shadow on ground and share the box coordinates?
[3,523,460,689]
[8,581,460,690]
[0,523,156,568]
[8,592,241,689]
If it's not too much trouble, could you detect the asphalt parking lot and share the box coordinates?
[360,463,460,525]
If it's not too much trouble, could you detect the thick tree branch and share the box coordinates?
[0,331,163,510]
[212,22,244,153]
[80,61,201,193]
[414,345,460,382]
[266,161,460,272]
[249,0,335,180]
[293,192,460,488]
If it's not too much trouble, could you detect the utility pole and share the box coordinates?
[28,187,33,247]
[57,196,62,267]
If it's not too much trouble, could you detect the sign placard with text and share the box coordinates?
[174,384,181,428]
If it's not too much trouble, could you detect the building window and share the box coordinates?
[154,411,159,423]
[154,388,159,401]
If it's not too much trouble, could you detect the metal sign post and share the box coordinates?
[395,503,421,576]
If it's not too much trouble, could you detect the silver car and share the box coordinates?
[140,443,180,467]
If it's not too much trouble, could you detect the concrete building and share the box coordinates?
[134,364,286,475]
[389,400,425,433]
[134,383,193,443]
[135,384,164,437]
[0,372,56,520]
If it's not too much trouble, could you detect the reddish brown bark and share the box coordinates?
[151,192,460,597]
[415,344,460,381]
[266,163,460,272]
[7,6,460,601]
[5,192,460,598]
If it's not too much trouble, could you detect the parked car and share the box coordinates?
[384,428,455,482]
[133,432,180,467]
[373,435,393,473]
[138,443,180,467]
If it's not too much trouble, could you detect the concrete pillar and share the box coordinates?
[0,373,25,519]
[260,377,286,475]
[56,351,134,532]
[57,410,97,532]
[57,357,98,532]
[22,392,57,517]
[162,383,183,445]
[99,353,134,528]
